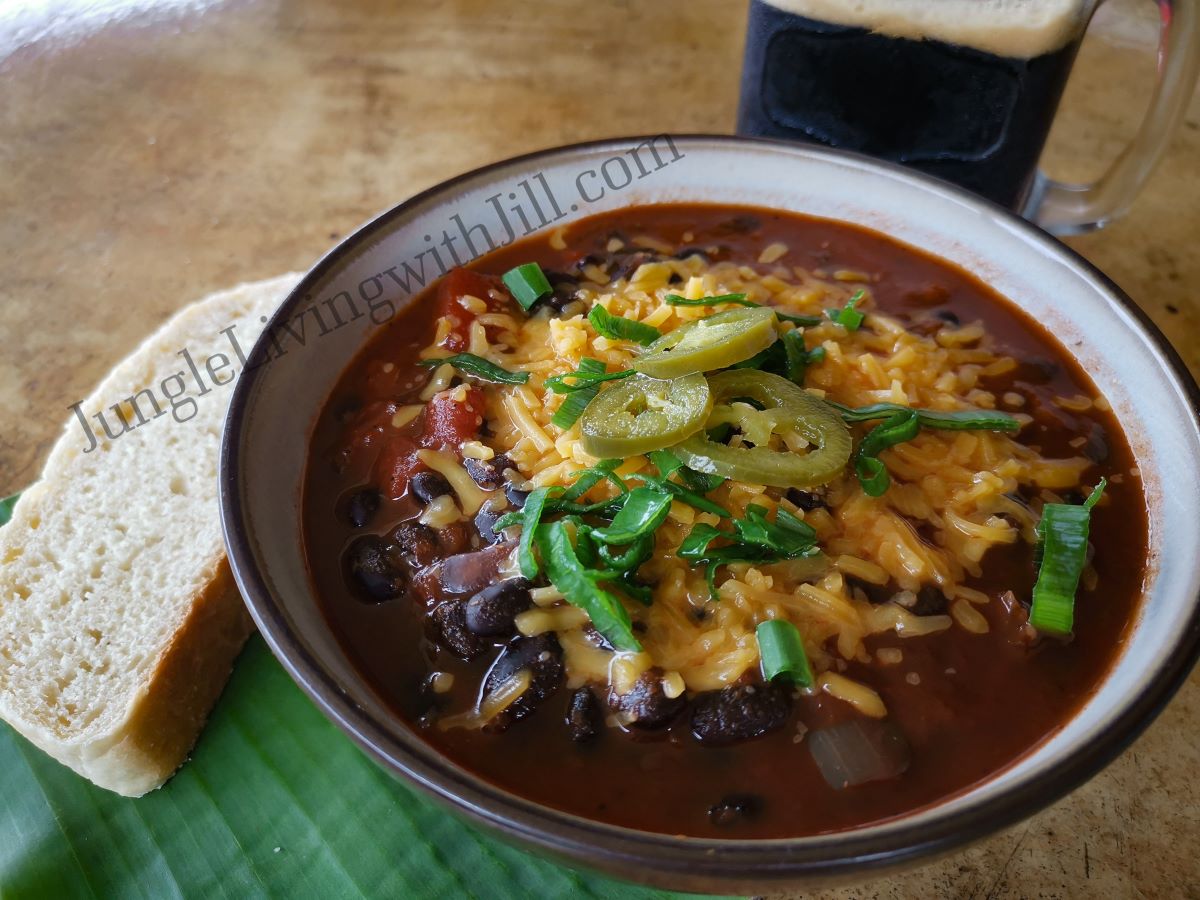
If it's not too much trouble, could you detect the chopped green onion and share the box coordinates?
[679,467,725,495]
[502,262,553,310]
[732,331,825,384]
[514,486,559,579]
[677,522,725,558]
[543,365,635,394]
[648,449,683,479]
[665,293,821,327]
[664,292,754,308]
[588,305,661,346]
[677,506,820,600]
[756,619,814,688]
[833,400,1021,496]
[561,458,624,502]
[733,504,819,555]
[649,449,725,494]
[832,401,1021,432]
[854,409,921,497]
[633,473,730,518]
[781,329,824,383]
[0,492,20,528]
[1029,479,1106,636]
[677,523,756,599]
[586,487,672,545]
[597,532,656,573]
[615,575,654,606]
[730,342,782,372]
[775,311,824,327]
[550,358,606,428]
[550,388,597,429]
[826,289,866,331]
[417,352,529,385]
[535,520,642,652]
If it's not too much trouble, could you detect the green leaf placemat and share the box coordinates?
[0,492,19,527]
[0,636,726,899]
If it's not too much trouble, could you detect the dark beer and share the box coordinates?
[737,0,1089,210]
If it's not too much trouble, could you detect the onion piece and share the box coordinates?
[808,719,911,790]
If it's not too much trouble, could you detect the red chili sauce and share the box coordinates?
[302,205,1147,838]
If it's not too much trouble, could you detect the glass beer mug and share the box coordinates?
[737,0,1199,235]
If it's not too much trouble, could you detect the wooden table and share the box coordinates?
[2,1,1197,896]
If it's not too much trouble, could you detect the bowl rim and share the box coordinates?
[219,134,1200,888]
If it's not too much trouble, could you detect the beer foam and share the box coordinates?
[760,0,1094,59]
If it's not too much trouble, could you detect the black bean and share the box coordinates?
[465,577,532,636]
[845,575,891,606]
[609,250,662,281]
[934,309,961,326]
[720,214,761,235]
[546,290,579,314]
[572,253,605,273]
[610,669,685,729]
[544,269,576,287]
[464,454,513,491]
[504,483,530,508]
[1003,490,1034,513]
[389,521,439,568]
[1016,357,1060,385]
[1084,422,1110,463]
[430,601,486,660]
[691,683,791,746]
[484,633,565,728]
[542,270,583,313]
[785,488,826,511]
[673,246,709,263]
[707,793,764,827]
[474,499,509,545]
[565,687,601,743]
[409,471,452,505]
[911,585,948,617]
[345,488,380,528]
[344,535,407,602]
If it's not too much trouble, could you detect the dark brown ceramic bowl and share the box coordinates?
[219,136,1200,893]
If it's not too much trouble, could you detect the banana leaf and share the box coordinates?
[0,494,727,899]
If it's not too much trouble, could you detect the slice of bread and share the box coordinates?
[0,273,299,796]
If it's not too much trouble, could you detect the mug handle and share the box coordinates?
[1026,0,1199,236]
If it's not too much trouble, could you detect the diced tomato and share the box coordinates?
[370,388,485,497]
[434,268,509,351]
[422,387,484,450]
[373,433,422,499]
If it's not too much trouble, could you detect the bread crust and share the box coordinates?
[0,274,298,796]
[17,558,254,796]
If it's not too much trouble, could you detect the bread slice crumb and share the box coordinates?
[0,273,299,796]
